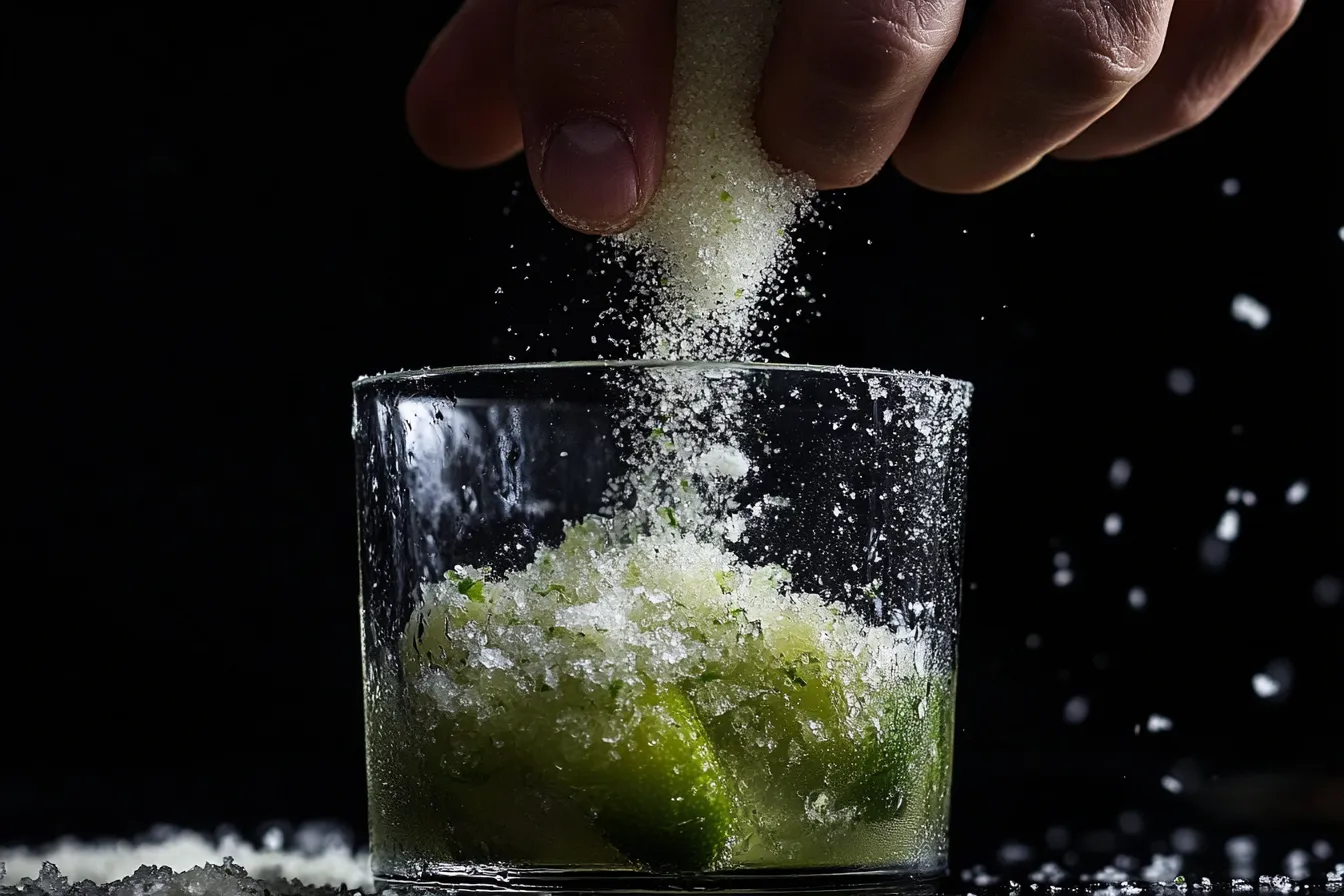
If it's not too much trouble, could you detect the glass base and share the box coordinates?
[374,865,945,895]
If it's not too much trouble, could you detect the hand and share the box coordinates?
[405,0,1302,235]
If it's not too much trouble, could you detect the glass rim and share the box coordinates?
[353,360,972,391]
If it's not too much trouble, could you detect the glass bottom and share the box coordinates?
[373,864,945,895]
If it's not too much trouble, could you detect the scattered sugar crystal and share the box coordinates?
[1230,294,1270,330]
[695,444,751,479]
[1161,775,1184,794]
[1141,854,1182,882]
[1259,875,1294,892]
[1053,569,1074,587]
[1146,713,1173,732]
[1128,587,1148,610]
[1285,849,1312,881]
[1167,368,1195,396]
[0,827,371,889]
[1328,864,1344,882]
[1250,659,1293,701]
[1315,575,1342,607]
[1171,828,1202,854]
[1063,695,1090,724]
[1216,509,1241,542]
[1029,862,1068,884]
[1109,458,1132,489]
[1241,490,1257,506]
[1226,488,1242,503]
[1221,178,1242,196]
[1251,673,1280,698]
[1103,513,1123,536]
[1199,534,1230,570]
[1284,480,1309,505]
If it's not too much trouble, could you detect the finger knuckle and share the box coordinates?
[811,0,957,108]
[1044,0,1167,102]
[1235,0,1303,43]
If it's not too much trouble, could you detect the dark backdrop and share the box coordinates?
[5,3,1341,876]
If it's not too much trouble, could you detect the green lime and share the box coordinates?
[556,682,737,870]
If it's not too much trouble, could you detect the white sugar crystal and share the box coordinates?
[1199,534,1230,570]
[1251,672,1281,699]
[1146,713,1173,732]
[1171,828,1202,854]
[1313,841,1334,860]
[1221,177,1242,196]
[1109,458,1132,489]
[1053,569,1074,587]
[1285,849,1312,880]
[1053,551,1071,569]
[1000,842,1034,864]
[696,443,751,479]
[1161,775,1184,794]
[1285,480,1309,505]
[1104,513,1123,536]
[1063,695,1090,724]
[1230,293,1270,330]
[1216,509,1241,542]
[1260,875,1294,892]
[1128,587,1148,610]
[1167,368,1195,396]
[1141,853,1182,882]
[1315,575,1342,607]
[0,827,371,888]
[1226,487,1242,504]
[1228,837,1259,863]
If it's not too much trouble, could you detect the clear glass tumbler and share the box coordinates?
[354,361,971,894]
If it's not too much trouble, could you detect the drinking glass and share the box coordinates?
[354,361,971,893]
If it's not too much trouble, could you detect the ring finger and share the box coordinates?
[892,0,1176,193]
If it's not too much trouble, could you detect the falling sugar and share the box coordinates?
[1314,574,1342,607]
[1128,587,1148,610]
[1109,458,1132,489]
[614,0,815,362]
[1063,696,1090,724]
[1103,513,1123,536]
[1284,480,1309,505]
[1167,368,1195,396]
[1230,294,1270,330]
[1251,673,1281,699]
[1215,509,1240,542]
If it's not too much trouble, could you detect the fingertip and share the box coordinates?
[405,3,522,170]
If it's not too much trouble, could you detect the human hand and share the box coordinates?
[405,0,1302,235]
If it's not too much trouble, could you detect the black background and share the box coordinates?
[5,3,1341,876]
